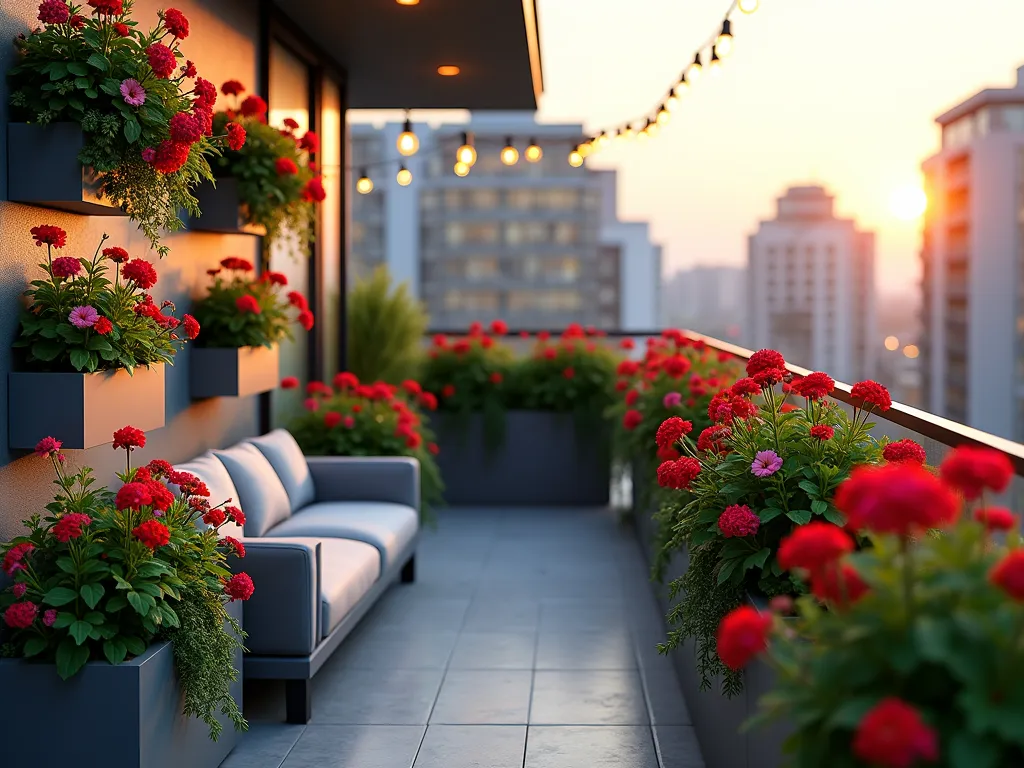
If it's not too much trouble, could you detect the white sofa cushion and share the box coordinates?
[266,501,417,571]
[248,429,316,513]
[317,538,381,638]
[171,452,244,538]
[214,443,292,537]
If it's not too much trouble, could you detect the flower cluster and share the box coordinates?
[719,446,1022,768]
[190,258,312,349]
[16,227,197,373]
[210,80,324,260]
[9,2,243,256]
[419,321,515,416]
[0,426,252,740]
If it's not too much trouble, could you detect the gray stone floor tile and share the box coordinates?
[414,725,527,768]
[369,596,471,629]
[535,629,637,670]
[530,671,649,725]
[461,599,541,633]
[430,669,534,724]
[280,725,424,768]
[655,725,706,767]
[524,725,659,768]
[220,723,304,768]
[330,628,459,669]
[312,668,445,724]
[449,631,537,669]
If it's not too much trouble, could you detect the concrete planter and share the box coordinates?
[0,629,241,767]
[190,345,279,399]
[433,410,611,506]
[7,123,125,216]
[185,179,267,236]
[8,364,165,450]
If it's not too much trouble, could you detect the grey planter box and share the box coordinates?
[185,179,267,236]
[7,123,125,216]
[433,410,611,506]
[0,607,242,768]
[8,364,165,450]
[634,506,791,768]
[191,345,279,399]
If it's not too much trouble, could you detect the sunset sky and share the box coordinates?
[354,0,1024,297]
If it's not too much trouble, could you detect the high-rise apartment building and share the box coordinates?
[746,185,876,381]
[920,65,1024,440]
[348,113,661,330]
[662,266,747,341]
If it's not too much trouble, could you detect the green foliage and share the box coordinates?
[0,443,249,740]
[508,330,619,415]
[14,231,192,372]
[8,2,224,257]
[657,386,885,692]
[347,266,428,384]
[190,260,309,349]
[419,329,513,415]
[754,518,1024,767]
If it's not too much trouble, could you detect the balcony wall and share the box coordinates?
[0,0,262,540]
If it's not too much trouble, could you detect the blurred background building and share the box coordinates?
[660,266,746,342]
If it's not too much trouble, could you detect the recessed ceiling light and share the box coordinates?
[396,0,419,5]
[437,65,460,76]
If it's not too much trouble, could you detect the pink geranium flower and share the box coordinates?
[751,450,783,478]
[120,78,146,107]
[68,305,99,329]
[663,391,683,408]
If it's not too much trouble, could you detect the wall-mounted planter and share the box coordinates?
[185,179,267,236]
[7,123,126,216]
[190,345,279,399]
[0,602,242,768]
[8,364,165,450]
[433,411,611,506]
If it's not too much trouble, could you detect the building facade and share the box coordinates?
[746,185,876,381]
[349,113,661,330]
[920,65,1024,440]
[662,265,746,341]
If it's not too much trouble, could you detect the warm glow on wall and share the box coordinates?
[396,0,419,5]
[437,65,460,76]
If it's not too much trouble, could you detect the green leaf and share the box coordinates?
[69,348,91,371]
[103,638,128,666]
[949,731,1001,768]
[786,509,812,525]
[122,635,146,656]
[759,507,784,523]
[69,620,92,645]
[48,62,68,80]
[797,480,820,497]
[126,591,147,616]
[31,339,63,362]
[86,52,109,71]
[56,556,76,574]
[810,499,829,516]
[55,637,90,679]
[826,696,878,728]
[123,118,142,144]
[717,558,740,585]
[743,547,771,571]
[44,586,79,607]
[823,507,846,526]
[23,636,48,658]
[80,582,104,609]
[83,611,105,625]
[74,76,91,90]
[99,78,121,96]
[52,611,76,629]
[67,62,89,76]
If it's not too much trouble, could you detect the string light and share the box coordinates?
[356,170,373,194]
[716,19,733,57]
[656,103,671,126]
[454,161,470,177]
[456,131,477,167]
[674,73,690,99]
[396,115,419,156]
[646,119,660,138]
[577,142,593,158]
[396,164,412,186]
[622,125,635,140]
[665,91,680,112]
[525,138,543,162]
[708,46,723,76]
[688,51,703,83]
[738,0,759,14]
[500,137,519,165]
[568,147,584,167]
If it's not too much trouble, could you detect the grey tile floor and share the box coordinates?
[221,507,704,768]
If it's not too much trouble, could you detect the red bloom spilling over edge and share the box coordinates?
[990,550,1024,600]
[226,121,247,151]
[4,602,39,629]
[851,698,939,768]
[162,8,189,38]
[133,520,171,550]
[746,349,785,378]
[850,380,892,412]
[716,605,772,671]
[939,445,1013,500]
[224,572,254,601]
[793,371,835,400]
[777,522,854,572]
[974,507,1016,531]
[112,426,146,451]
[717,504,760,538]
[182,314,201,340]
[835,463,960,537]
[34,436,62,458]
[220,537,246,558]
[656,417,693,449]
[657,457,701,490]
[883,439,927,465]
[810,563,869,608]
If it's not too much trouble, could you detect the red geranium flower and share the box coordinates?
[297,310,315,331]
[181,60,196,78]
[324,411,342,428]
[836,463,960,536]
[793,371,834,400]
[225,121,247,150]
[619,338,635,350]
[112,425,146,450]
[303,398,319,412]
[697,425,732,454]
[31,224,67,248]
[87,0,122,14]
[145,481,174,513]
[656,445,680,461]
[809,424,834,441]
[850,380,892,412]
[226,506,245,526]
[102,246,129,263]
[133,520,170,550]
[778,522,854,572]
[657,457,701,490]
[852,698,938,768]
[224,572,254,601]
[752,367,787,387]
[746,349,785,377]
[623,409,643,431]
[562,367,575,380]
[624,389,640,406]
[221,80,245,96]
[974,507,1015,531]
[236,295,261,314]
[299,131,319,153]
[220,536,246,558]
[281,376,299,389]
[182,314,200,340]
[2,543,34,577]
[882,439,927,465]
[333,372,358,391]
[490,319,508,336]
[301,177,326,202]
[717,504,760,538]
[193,77,217,110]
[169,112,201,144]
[151,138,191,173]
[990,550,1024,600]
[240,95,268,118]
[34,436,62,458]
[441,384,456,399]
[220,256,253,271]
[939,445,1013,500]
[147,459,173,478]
[38,0,70,24]
[68,13,84,27]
[4,602,38,629]
[162,8,189,38]
[275,157,298,176]
[730,378,760,397]
[146,43,177,79]
[53,513,92,543]
[716,605,772,670]
[656,417,693,449]
[115,482,153,511]
[419,392,438,411]
[203,508,226,527]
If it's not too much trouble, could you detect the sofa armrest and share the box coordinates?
[233,537,321,656]
[306,456,420,512]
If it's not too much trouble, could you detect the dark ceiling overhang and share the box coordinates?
[272,0,543,110]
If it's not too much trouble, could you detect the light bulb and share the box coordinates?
[709,47,722,76]
[396,165,412,186]
[647,120,660,138]
[577,142,592,158]
[356,171,373,194]
[716,19,733,57]
[525,138,543,162]
[656,104,671,126]
[738,0,758,14]
[454,161,470,177]
[688,52,703,83]
[396,118,419,156]
[674,73,689,99]
[666,93,680,112]
[500,137,519,165]
[623,125,635,140]
[597,132,610,149]
[456,131,477,166]
[568,149,583,167]
[636,128,648,142]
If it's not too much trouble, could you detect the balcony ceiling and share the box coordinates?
[273,0,543,110]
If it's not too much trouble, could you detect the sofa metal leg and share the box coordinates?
[285,679,311,724]
[401,554,416,583]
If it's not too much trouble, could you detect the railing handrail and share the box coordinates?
[425,327,1024,475]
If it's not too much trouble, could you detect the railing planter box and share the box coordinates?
[433,410,611,506]
[8,364,165,450]
[185,179,267,236]
[7,123,125,216]
[0,602,242,768]
[190,345,279,399]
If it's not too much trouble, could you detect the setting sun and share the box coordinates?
[889,186,928,221]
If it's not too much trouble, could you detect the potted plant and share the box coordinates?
[188,257,313,399]
[10,225,197,450]
[287,372,443,518]
[347,266,428,384]
[0,426,254,767]
[8,1,240,257]
[188,80,324,254]
[724,445,1019,767]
